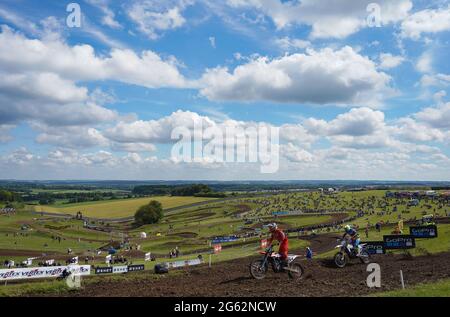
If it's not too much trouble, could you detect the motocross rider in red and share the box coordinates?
[267,223,289,266]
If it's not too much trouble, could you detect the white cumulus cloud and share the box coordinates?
[200,46,392,107]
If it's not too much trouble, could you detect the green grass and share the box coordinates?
[374,279,450,297]
[0,230,103,253]
[0,211,107,255]
[0,280,71,297]
[32,196,217,218]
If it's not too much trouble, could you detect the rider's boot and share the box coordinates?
[280,259,288,270]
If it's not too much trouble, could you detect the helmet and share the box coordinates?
[267,223,277,230]
[344,224,351,231]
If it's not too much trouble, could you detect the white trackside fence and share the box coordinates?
[0,265,91,281]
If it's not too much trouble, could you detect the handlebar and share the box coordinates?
[265,245,274,252]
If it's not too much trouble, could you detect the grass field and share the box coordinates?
[32,196,217,218]
[374,279,450,297]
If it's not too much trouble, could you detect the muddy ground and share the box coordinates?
[55,250,450,297]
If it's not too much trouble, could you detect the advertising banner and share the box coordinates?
[383,235,416,249]
[112,266,128,274]
[261,239,268,249]
[409,225,438,238]
[95,267,113,274]
[363,241,386,254]
[0,265,90,281]
[127,264,145,272]
[96,265,137,274]
[213,244,222,254]
[165,259,202,269]
[272,211,302,216]
[0,208,15,213]
[211,236,238,244]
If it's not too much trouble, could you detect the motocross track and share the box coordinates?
[60,251,450,297]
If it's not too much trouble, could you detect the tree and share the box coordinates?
[0,190,13,202]
[134,200,163,226]
[0,190,21,202]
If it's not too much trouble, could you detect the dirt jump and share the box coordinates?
[50,251,450,297]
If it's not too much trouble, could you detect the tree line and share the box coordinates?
[132,184,226,198]
[21,191,132,205]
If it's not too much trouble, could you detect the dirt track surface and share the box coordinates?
[298,234,340,254]
[61,251,450,297]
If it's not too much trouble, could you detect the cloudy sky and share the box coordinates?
[0,0,450,180]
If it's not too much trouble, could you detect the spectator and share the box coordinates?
[306,247,313,260]
[375,222,381,232]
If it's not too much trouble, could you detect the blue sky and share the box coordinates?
[0,0,450,180]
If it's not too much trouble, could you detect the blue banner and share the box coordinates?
[211,236,238,244]
[383,235,416,249]
[363,241,385,254]
[409,225,438,238]
[271,211,302,216]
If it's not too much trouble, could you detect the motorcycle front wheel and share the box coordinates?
[334,252,347,268]
[287,263,304,281]
[359,250,370,264]
[249,260,268,279]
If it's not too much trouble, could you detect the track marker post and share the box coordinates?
[400,270,405,289]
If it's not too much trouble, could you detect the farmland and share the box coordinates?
[32,196,217,218]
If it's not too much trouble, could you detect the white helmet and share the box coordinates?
[267,223,277,230]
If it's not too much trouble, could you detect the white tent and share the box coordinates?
[140,232,147,239]
[45,259,55,266]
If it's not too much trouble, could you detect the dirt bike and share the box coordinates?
[249,245,304,280]
[56,269,72,281]
[334,238,370,268]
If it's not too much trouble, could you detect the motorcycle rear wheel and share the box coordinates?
[334,252,347,268]
[287,263,304,280]
[249,260,268,279]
